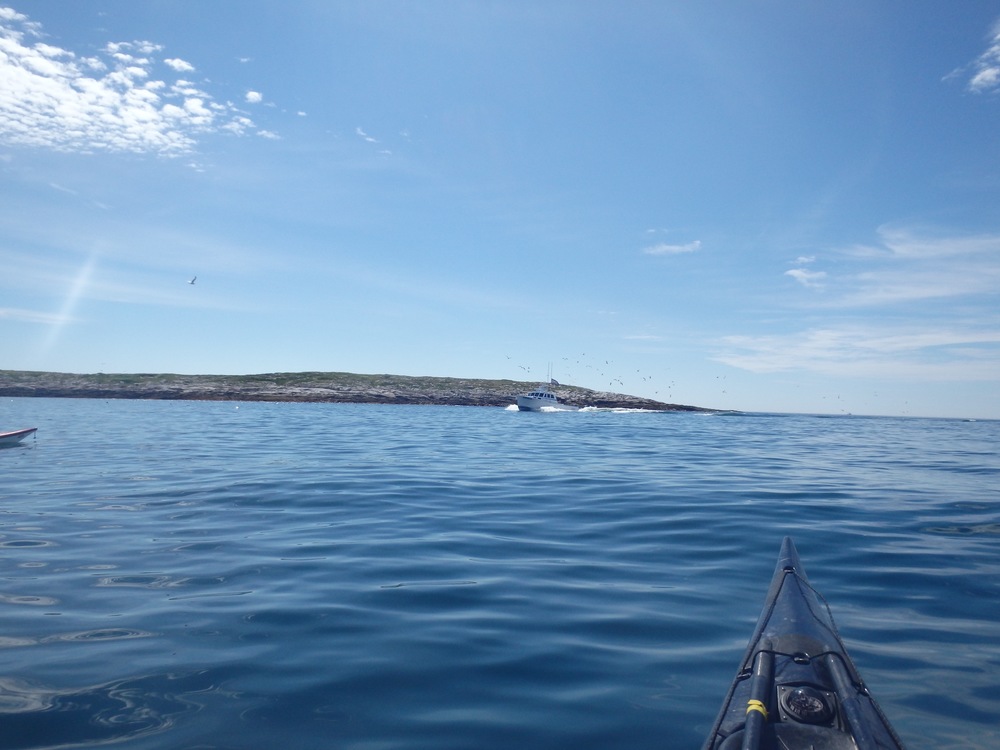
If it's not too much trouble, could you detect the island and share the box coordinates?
[0,370,715,412]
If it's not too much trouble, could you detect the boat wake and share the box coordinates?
[505,404,659,414]
[577,406,659,414]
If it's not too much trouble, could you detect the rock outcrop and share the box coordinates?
[0,370,714,412]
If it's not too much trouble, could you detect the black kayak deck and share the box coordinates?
[702,537,906,750]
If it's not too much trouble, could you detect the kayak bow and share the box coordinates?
[702,537,906,750]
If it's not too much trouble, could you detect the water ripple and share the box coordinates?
[0,399,997,749]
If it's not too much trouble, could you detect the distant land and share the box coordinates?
[0,370,716,412]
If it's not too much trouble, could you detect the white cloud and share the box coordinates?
[245,90,262,104]
[785,268,827,287]
[970,66,1000,91]
[355,126,378,143]
[642,240,701,256]
[164,57,194,72]
[220,115,255,135]
[0,9,267,155]
[0,7,29,23]
[966,18,1000,93]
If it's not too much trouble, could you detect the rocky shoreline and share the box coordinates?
[0,370,715,412]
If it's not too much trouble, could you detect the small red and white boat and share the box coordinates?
[0,427,37,447]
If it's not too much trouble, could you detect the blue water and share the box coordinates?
[1,398,998,749]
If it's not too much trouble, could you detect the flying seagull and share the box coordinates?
[188,276,197,285]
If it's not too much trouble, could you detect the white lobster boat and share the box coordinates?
[516,385,577,412]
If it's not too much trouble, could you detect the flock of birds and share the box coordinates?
[187,274,729,406]
[507,354,681,401]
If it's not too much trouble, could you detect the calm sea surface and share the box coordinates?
[1,398,998,749]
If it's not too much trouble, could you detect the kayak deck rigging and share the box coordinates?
[702,537,906,750]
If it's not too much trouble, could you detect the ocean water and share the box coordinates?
[0,397,997,750]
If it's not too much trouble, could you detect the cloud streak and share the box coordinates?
[785,268,827,288]
[717,325,1000,381]
[642,240,701,256]
[0,307,72,325]
[966,17,1000,93]
[840,226,1000,306]
[0,7,268,155]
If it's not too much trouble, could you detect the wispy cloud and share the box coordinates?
[966,18,1000,93]
[48,182,77,196]
[717,325,1000,381]
[785,268,827,287]
[355,126,378,143]
[624,333,665,341]
[785,255,827,288]
[721,225,1000,380]
[0,306,73,325]
[642,239,701,256]
[0,7,270,155]
[875,225,1000,259]
[839,226,1000,306]
[782,226,1000,305]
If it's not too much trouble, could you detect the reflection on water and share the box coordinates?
[0,672,217,748]
[0,629,153,649]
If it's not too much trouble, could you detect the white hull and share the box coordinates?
[0,427,37,446]
[516,387,577,412]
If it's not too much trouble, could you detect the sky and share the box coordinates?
[2,2,1000,419]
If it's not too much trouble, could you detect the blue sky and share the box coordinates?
[2,2,999,418]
